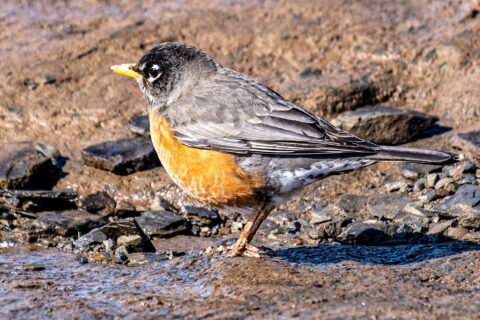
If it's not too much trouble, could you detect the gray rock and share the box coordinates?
[337,221,390,244]
[76,191,116,216]
[183,206,220,226]
[367,194,411,220]
[385,180,408,193]
[0,142,60,189]
[427,173,439,188]
[435,177,455,190]
[459,212,480,229]
[400,163,442,180]
[331,106,438,145]
[310,216,352,240]
[128,115,150,137]
[287,220,301,234]
[429,184,480,217]
[134,211,187,238]
[414,179,427,193]
[34,210,108,237]
[459,174,477,185]
[450,131,480,161]
[81,137,160,175]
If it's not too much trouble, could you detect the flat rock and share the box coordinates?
[81,137,160,175]
[76,191,116,216]
[129,115,150,137]
[184,206,220,226]
[459,212,480,229]
[33,210,108,237]
[367,194,412,220]
[430,184,480,217]
[0,142,60,189]
[331,106,438,145]
[0,189,78,212]
[337,221,391,245]
[450,131,480,161]
[134,211,187,238]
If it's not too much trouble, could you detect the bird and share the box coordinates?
[111,42,457,257]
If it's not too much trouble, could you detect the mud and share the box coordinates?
[1,0,480,319]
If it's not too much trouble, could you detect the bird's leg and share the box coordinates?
[230,203,274,257]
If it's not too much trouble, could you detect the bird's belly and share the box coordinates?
[149,112,264,207]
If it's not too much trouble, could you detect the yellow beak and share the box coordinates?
[110,63,142,79]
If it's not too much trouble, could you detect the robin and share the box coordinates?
[111,42,457,257]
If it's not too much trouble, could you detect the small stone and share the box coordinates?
[128,115,150,137]
[403,203,428,217]
[385,180,405,192]
[183,206,220,226]
[427,220,455,236]
[331,106,438,145]
[77,191,116,216]
[459,174,477,185]
[231,221,244,232]
[309,211,332,225]
[445,227,469,240]
[81,137,160,175]
[18,264,46,271]
[459,212,480,229]
[127,252,172,265]
[435,177,454,190]
[287,221,301,234]
[134,211,187,238]
[442,165,456,178]
[117,235,143,251]
[400,163,442,179]
[429,184,480,217]
[413,179,427,193]
[337,221,389,244]
[418,190,438,203]
[427,173,439,188]
[33,210,108,237]
[0,142,60,189]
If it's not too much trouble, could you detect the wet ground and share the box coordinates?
[1,242,479,319]
[1,0,480,319]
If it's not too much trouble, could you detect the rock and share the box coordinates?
[429,185,480,217]
[76,191,116,216]
[427,220,455,236]
[459,212,480,229]
[331,106,438,145]
[337,221,390,244]
[414,179,427,193]
[75,219,155,253]
[435,177,455,190]
[459,174,477,185]
[450,131,480,161]
[0,142,60,189]
[33,210,108,237]
[400,163,442,180]
[367,194,411,220]
[0,189,77,212]
[183,206,220,226]
[309,216,351,240]
[128,115,150,137]
[127,252,175,265]
[385,180,408,193]
[445,227,469,240]
[427,173,439,188]
[287,221,301,234]
[134,211,187,238]
[81,137,160,175]
[333,194,370,218]
[309,210,332,225]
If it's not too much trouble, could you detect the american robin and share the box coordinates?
[111,42,457,257]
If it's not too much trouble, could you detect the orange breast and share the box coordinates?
[149,112,264,207]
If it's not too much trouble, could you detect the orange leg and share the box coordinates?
[230,203,274,257]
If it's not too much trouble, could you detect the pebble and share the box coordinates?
[459,212,480,229]
[427,173,439,188]
[337,221,389,245]
[183,206,220,226]
[331,106,438,145]
[76,191,116,216]
[435,177,454,190]
[0,189,77,212]
[81,137,160,175]
[429,184,480,217]
[33,210,108,237]
[413,179,427,193]
[450,130,480,161]
[367,194,411,220]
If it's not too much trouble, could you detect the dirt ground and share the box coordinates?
[1,0,480,319]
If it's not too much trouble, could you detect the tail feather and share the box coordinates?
[371,145,459,164]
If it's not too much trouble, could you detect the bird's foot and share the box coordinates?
[229,243,271,258]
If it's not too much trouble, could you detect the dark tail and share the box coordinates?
[371,145,460,164]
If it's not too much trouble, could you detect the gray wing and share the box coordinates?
[167,69,379,156]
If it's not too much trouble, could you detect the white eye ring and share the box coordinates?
[147,64,161,82]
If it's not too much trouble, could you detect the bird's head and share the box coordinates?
[111,42,218,111]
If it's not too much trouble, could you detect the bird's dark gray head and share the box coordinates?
[132,42,219,110]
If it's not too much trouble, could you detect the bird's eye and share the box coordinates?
[147,65,161,82]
